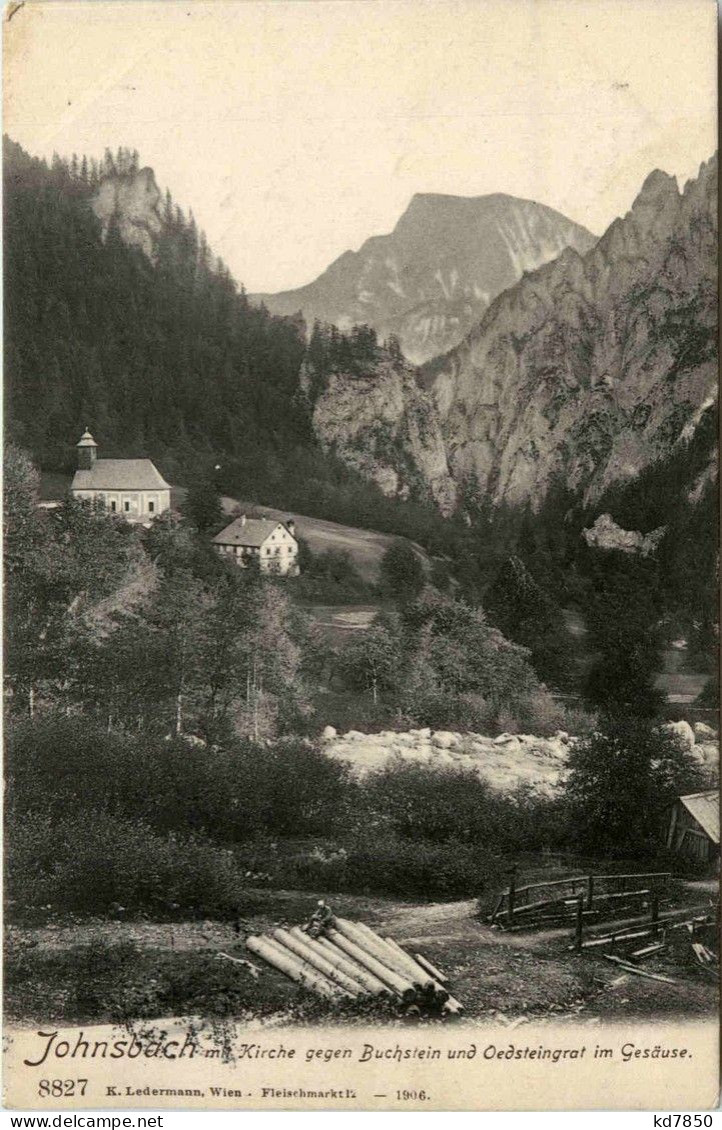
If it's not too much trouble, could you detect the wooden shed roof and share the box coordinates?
[678,790,720,844]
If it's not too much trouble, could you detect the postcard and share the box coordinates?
[3,0,718,1112]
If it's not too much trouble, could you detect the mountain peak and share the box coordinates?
[634,168,679,206]
[254,191,596,363]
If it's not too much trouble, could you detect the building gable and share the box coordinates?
[213,517,298,549]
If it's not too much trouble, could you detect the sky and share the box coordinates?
[4,0,717,292]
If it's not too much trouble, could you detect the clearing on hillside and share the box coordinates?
[221,496,431,585]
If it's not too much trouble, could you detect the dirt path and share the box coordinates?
[7,896,557,958]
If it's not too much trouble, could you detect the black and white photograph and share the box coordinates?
[2,0,719,1112]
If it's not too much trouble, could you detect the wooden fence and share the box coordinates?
[489,870,672,935]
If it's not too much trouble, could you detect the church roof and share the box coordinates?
[71,459,171,492]
[213,517,292,548]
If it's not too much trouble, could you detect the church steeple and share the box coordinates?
[76,428,98,471]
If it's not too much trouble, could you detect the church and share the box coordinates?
[70,430,172,525]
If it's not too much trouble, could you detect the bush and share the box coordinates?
[307,690,403,735]
[561,704,598,737]
[292,834,499,899]
[496,688,566,737]
[6,718,352,843]
[245,738,354,837]
[363,761,502,844]
[407,687,570,737]
[290,542,375,604]
[344,835,500,898]
[499,785,570,852]
[406,692,495,733]
[6,812,243,918]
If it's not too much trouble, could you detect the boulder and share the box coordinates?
[432,731,457,749]
[694,741,720,770]
[321,725,337,740]
[435,751,456,765]
[694,722,718,742]
[471,739,495,756]
[393,732,415,746]
[664,720,695,751]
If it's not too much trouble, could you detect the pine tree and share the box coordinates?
[379,539,425,602]
[565,718,705,857]
[485,555,572,688]
[184,474,224,532]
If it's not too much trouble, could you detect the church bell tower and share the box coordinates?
[76,428,98,471]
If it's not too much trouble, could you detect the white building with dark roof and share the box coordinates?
[213,514,299,575]
[70,430,171,525]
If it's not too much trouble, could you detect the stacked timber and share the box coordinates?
[245,910,462,1017]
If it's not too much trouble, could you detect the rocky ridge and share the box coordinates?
[425,156,718,507]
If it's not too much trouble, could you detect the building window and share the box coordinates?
[124,501,130,512]
[148,501,155,513]
[110,501,116,512]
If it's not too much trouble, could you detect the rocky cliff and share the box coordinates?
[254,193,596,363]
[91,167,162,258]
[306,356,457,513]
[424,155,718,507]
[582,513,666,556]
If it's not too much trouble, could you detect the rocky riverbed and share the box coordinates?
[321,722,719,797]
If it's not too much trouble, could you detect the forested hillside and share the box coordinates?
[4,137,308,484]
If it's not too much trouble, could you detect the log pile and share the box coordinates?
[245,905,462,1017]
